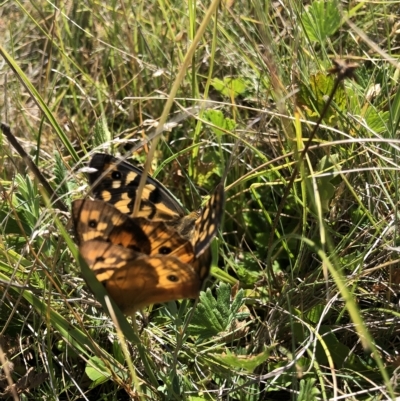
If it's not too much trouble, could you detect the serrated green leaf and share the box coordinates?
[188,284,246,340]
[302,0,340,43]
[298,72,346,123]
[230,289,244,316]
[213,348,271,373]
[211,77,250,98]
[189,290,225,337]
[203,110,236,136]
[215,283,231,317]
[298,378,320,401]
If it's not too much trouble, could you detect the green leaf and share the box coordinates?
[86,356,112,385]
[298,72,346,123]
[298,378,320,401]
[188,283,248,339]
[236,255,262,287]
[93,114,112,148]
[293,324,376,376]
[195,150,224,186]
[211,77,250,98]
[0,208,31,236]
[365,108,389,134]
[302,0,341,43]
[266,360,294,388]
[203,109,236,137]
[14,175,41,229]
[0,45,80,164]
[211,265,238,285]
[306,304,331,324]
[53,152,71,202]
[314,154,342,212]
[213,348,271,373]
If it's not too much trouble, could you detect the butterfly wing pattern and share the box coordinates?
[72,199,193,256]
[72,153,224,314]
[79,241,201,315]
[88,153,186,221]
[192,184,225,257]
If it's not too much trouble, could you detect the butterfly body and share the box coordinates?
[73,153,224,314]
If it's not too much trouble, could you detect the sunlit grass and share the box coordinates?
[0,0,399,399]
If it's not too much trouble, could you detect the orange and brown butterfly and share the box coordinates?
[72,153,224,314]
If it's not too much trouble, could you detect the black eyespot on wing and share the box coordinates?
[88,153,187,218]
[159,246,172,255]
[111,171,121,180]
[88,219,97,228]
[167,274,179,282]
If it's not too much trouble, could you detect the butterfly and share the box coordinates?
[72,153,224,314]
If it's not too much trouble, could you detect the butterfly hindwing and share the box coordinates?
[88,153,186,221]
[80,240,201,314]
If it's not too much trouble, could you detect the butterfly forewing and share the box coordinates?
[88,153,186,221]
[193,184,225,257]
[80,240,201,314]
[72,199,194,256]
